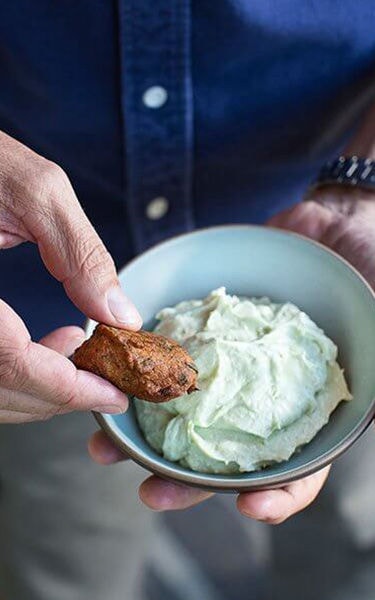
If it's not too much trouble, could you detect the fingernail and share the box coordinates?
[92,404,127,414]
[106,286,142,329]
[240,496,274,521]
[64,336,85,357]
[96,443,125,464]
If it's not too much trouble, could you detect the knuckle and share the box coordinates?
[46,368,81,416]
[0,344,28,389]
[71,236,115,282]
[28,412,47,423]
[0,388,13,412]
[303,200,318,211]
[295,200,318,219]
[40,404,64,420]
[24,160,74,237]
[53,390,79,416]
[30,160,71,212]
[38,160,69,194]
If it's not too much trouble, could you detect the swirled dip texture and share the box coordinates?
[134,288,351,474]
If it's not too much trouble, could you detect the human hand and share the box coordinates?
[90,184,373,523]
[89,408,330,523]
[263,184,375,519]
[268,185,375,288]
[0,131,142,422]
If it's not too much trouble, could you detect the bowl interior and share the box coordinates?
[90,226,375,490]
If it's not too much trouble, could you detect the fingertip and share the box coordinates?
[60,325,86,338]
[237,490,284,524]
[39,325,86,356]
[106,286,143,330]
[47,325,86,338]
[138,478,167,511]
[74,370,129,414]
[88,430,127,465]
[237,468,329,524]
[139,476,213,512]
[91,404,128,414]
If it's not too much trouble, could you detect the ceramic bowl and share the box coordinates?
[89,226,375,492]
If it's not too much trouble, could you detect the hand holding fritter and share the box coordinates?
[72,324,198,403]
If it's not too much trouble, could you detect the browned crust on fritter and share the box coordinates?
[72,324,198,403]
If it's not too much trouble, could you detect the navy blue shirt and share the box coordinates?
[1,1,375,338]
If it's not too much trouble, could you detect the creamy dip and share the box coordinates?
[134,288,351,474]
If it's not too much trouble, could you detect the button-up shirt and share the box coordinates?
[1,1,375,338]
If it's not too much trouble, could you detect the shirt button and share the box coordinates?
[146,197,169,220]
[142,86,168,109]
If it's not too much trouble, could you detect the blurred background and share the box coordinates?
[138,427,375,600]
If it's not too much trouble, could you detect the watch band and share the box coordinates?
[311,156,375,193]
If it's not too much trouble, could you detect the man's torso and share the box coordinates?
[0,0,374,336]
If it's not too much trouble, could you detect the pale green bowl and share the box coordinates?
[90,226,375,492]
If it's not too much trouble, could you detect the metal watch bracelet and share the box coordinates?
[309,156,375,194]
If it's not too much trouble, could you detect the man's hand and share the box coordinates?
[0,131,142,422]
[89,430,331,523]
[90,184,375,523]
[268,185,375,287]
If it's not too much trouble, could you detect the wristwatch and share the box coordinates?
[310,156,375,193]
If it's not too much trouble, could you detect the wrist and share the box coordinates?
[307,184,375,202]
[305,184,375,218]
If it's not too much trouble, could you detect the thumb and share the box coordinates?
[267,201,336,242]
[39,326,86,356]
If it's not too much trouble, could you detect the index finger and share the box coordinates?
[89,430,214,509]
[0,132,140,328]
[88,430,129,465]
[34,167,141,328]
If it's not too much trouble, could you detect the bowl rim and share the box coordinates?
[91,224,375,492]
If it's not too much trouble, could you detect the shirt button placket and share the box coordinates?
[118,0,194,252]
[142,87,170,221]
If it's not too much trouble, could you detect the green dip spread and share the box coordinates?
[134,288,351,474]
